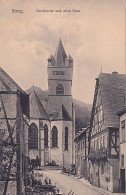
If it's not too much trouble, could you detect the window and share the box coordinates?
[92,104,104,135]
[103,135,105,147]
[97,138,99,149]
[56,84,64,95]
[28,123,38,149]
[78,143,80,151]
[91,141,94,149]
[65,127,69,150]
[44,124,48,148]
[81,142,82,151]
[53,71,65,75]
[121,120,125,142]
[105,162,110,174]
[121,154,124,168]
[83,140,85,149]
[52,126,58,147]
[121,120,125,128]
[77,157,80,167]
[100,137,102,148]
[94,140,95,149]
[101,162,104,175]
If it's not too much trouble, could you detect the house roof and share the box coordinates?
[0,67,27,95]
[97,72,126,128]
[74,126,90,142]
[0,67,29,117]
[54,39,67,66]
[29,87,49,120]
[117,106,126,117]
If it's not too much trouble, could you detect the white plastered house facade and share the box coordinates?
[117,108,126,193]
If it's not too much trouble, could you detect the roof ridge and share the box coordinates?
[0,67,26,95]
[34,91,49,119]
[30,89,49,120]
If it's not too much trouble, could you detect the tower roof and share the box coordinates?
[65,54,73,61]
[54,39,67,66]
[48,55,55,60]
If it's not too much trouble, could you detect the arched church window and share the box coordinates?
[52,126,58,147]
[65,127,69,150]
[28,123,38,149]
[56,84,64,95]
[44,124,48,148]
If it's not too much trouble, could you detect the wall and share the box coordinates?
[63,121,73,169]
[75,133,88,178]
[119,114,126,168]
[119,113,126,192]
[99,160,111,191]
[48,65,73,118]
[28,119,51,166]
[50,121,63,166]
[28,119,39,161]
[43,120,51,165]
[89,161,99,186]
[111,159,119,192]
[47,66,73,81]
[48,95,73,118]
[89,159,119,192]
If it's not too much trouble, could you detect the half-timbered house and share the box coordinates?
[0,67,29,194]
[74,126,90,179]
[89,72,126,192]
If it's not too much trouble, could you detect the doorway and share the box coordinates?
[120,169,125,193]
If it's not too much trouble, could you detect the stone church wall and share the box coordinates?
[50,121,63,166]
[63,121,73,169]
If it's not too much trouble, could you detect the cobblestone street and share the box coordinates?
[38,170,123,195]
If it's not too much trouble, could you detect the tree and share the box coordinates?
[0,96,17,195]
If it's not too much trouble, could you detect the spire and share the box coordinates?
[48,55,55,66]
[65,54,73,67]
[54,39,67,66]
[65,54,73,61]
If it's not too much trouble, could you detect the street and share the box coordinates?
[40,170,106,195]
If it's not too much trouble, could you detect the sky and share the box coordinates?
[0,0,125,104]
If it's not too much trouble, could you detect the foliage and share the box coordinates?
[0,119,17,183]
[89,148,107,161]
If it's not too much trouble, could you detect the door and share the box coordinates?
[81,157,83,176]
[120,169,125,193]
[83,159,87,178]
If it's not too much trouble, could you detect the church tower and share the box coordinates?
[47,39,75,168]
[47,39,73,118]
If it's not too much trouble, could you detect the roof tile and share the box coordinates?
[99,73,126,127]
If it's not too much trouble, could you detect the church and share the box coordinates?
[28,39,75,169]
